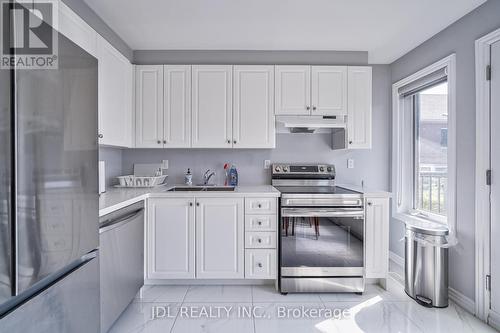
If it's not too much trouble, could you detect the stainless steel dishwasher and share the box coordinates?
[99,201,144,332]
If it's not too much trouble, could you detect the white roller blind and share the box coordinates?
[398,68,447,97]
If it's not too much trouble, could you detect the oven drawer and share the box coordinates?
[245,249,276,279]
[245,198,276,215]
[245,215,277,231]
[245,231,276,249]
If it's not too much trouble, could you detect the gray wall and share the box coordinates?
[389,0,500,301]
[121,65,391,191]
[62,0,133,60]
[133,50,368,65]
[99,147,123,187]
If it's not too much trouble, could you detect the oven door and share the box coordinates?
[280,207,364,277]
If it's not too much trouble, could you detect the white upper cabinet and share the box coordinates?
[365,197,389,279]
[275,66,311,115]
[135,65,164,148]
[311,66,347,116]
[195,197,244,279]
[164,66,192,148]
[96,35,133,147]
[233,66,275,148]
[147,198,195,279]
[347,66,372,149]
[58,2,96,56]
[191,66,233,148]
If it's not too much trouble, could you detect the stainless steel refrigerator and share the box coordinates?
[0,9,100,332]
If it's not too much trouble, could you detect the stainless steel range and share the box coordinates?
[272,164,365,294]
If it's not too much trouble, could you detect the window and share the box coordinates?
[392,54,456,229]
[412,81,448,216]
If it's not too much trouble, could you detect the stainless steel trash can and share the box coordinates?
[405,222,449,308]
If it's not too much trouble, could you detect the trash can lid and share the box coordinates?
[405,219,449,236]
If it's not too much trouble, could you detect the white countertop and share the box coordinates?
[99,185,281,217]
[336,183,392,198]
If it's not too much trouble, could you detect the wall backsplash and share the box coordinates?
[99,147,123,187]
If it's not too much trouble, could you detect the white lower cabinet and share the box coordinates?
[146,198,195,279]
[365,197,390,279]
[245,250,276,279]
[195,197,244,279]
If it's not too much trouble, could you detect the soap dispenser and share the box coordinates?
[184,168,193,186]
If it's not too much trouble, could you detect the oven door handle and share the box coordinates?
[281,208,364,218]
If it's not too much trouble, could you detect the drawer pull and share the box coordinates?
[257,221,262,225]
[257,204,262,208]
[257,238,262,243]
[257,263,263,268]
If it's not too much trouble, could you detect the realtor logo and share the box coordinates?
[1,0,58,69]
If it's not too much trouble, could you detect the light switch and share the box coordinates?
[264,160,271,169]
[347,159,354,169]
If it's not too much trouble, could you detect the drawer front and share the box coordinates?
[245,215,277,231]
[245,198,277,215]
[245,249,276,279]
[245,231,276,249]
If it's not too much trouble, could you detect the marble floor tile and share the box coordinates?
[322,300,424,333]
[253,302,330,333]
[252,285,323,303]
[183,285,253,303]
[171,303,254,333]
[135,285,189,303]
[392,301,498,333]
[109,302,180,333]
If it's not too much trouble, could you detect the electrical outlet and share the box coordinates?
[264,160,271,169]
[162,160,169,169]
[347,159,354,169]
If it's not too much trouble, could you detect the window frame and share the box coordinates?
[392,54,456,233]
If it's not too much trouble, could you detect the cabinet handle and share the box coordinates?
[163,140,167,144]
[257,204,262,208]
[367,202,372,206]
[257,221,262,226]
[98,134,103,139]
[196,202,200,207]
[233,140,237,144]
[257,238,262,243]
[157,140,161,144]
[306,106,310,110]
[189,202,193,207]
[257,263,263,268]
[312,106,317,111]
[349,141,353,145]
[227,139,231,144]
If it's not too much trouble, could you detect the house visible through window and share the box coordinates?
[412,82,448,216]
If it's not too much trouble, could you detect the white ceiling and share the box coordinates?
[83,0,486,64]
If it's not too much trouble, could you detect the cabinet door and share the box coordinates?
[191,66,232,148]
[96,35,133,147]
[58,2,97,56]
[196,197,244,278]
[164,65,191,148]
[347,66,372,149]
[365,197,389,278]
[147,198,195,279]
[311,66,347,116]
[135,65,164,148]
[233,66,275,148]
[275,66,310,115]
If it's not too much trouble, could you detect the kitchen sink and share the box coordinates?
[166,186,235,192]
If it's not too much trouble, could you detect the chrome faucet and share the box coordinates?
[203,169,216,185]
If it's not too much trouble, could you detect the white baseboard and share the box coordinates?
[389,251,405,267]
[390,251,476,315]
[489,311,500,331]
[448,288,476,314]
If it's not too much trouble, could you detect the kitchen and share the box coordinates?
[1,0,500,332]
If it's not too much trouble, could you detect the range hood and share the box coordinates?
[276,115,347,133]
[275,115,348,150]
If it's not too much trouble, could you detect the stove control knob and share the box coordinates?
[283,166,289,172]
[274,166,281,172]
[319,166,325,172]
[327,166,333,172]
